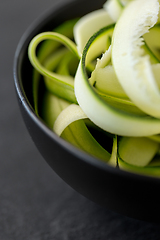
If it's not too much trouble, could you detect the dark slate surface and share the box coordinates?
[1,0,160,239]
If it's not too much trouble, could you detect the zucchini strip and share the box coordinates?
[31,18,78,114]
[118,137,159,167]
[112,0,160,118]
[28,32,79,87]
[74,25,160,137]
[108,135,118,166]
[53,104,87,136]
[74,9,114,56]
[44,94,111,162]
[62,119,111,162]
[90,64,127,98]
[42,92,71,129]
[89,64,160,116]
[103,0,123,21]
[43,49,77,103]
[103,0,131,21]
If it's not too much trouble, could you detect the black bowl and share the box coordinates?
[13,0,160,222]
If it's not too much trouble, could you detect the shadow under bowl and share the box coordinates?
[13,0,160,222]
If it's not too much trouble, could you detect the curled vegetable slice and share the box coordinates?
[91,65,160,99]
[42,49,78,103]
[118,137,159,167]
[103,0,123,21]
[44,93,111,162]
[31,18,78,114]
[103,0,131,21]
[74,25,160,137]
[28,32,79,87]
[112,0,160,118]
[53,103,112,162]
[73,9,114,56]
[53,104,87,136]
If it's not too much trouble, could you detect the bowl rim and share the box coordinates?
[13,0,160,185]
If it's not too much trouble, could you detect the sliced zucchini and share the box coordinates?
[90,64,127,98]
[43,48,78,103]
[112,0,160,118]
[74,24,160,137]
[53,104,87,136]
[28,31,79,83]
[118,137,159,167]
[73,9,114,56]
[103,0,131,21]
[103,0,123,21]
[32,18,78,114]
[42,91,70,128]
[108,135,118,166]
[42,92,111,162]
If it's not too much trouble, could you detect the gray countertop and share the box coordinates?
[1,0,160,239]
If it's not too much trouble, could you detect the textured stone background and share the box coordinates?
[1,0,160,239]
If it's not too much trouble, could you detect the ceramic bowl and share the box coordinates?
[13,0,160,222]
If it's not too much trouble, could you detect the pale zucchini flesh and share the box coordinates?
[118,137,159,167]
[73,9,114,56]
[112,0,160,118]
[103,0,123,21]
